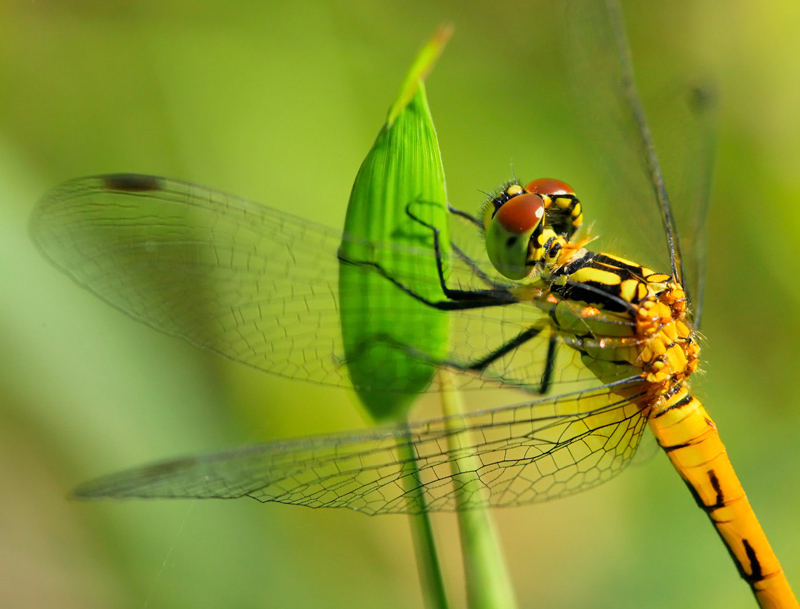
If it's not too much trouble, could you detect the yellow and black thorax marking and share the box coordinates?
[550,251,668,313]
[541,248,699,398]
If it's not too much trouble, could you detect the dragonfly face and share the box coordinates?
[479,178,582,280]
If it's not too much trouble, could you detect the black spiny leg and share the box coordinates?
[445,204,502,288]
[447,203,482,228]
[458,326,559,395]
[338,204,518,311]
[360,325,559,395]
[337,252,514,311]
[539,332,558,395]
[406,204,513,306]
[466,327,543,372]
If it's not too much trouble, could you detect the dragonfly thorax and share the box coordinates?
[533,245,701,403]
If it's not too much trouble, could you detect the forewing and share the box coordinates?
[32,174,635,397]
[562,1,715,321]
[649,84,716,328]
[563,1,681,284]
[32,174,358,386]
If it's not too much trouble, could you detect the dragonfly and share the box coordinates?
[29,3,796,609]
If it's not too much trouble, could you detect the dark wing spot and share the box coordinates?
[103,174,163,192]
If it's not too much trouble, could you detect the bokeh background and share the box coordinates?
[2,1,799,608]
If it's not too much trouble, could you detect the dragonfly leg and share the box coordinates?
[449,242,501,289]
[463,326,544,371]
[443,205,507,290]
[403,203,520,308]
[337,203,518,311]
[358,323,559,396]
[337,251,514,310]
[540,332,558,394]
[446,203,482,228]
[462,327,558,394]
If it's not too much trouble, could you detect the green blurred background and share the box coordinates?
[2,1,799,608]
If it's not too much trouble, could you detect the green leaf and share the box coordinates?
[338,32,451,424]
[338,28,453,608]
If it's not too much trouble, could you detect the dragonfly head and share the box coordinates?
[481,178,581,280]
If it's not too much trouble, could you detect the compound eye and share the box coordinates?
[485,193,545,280]
[495,193,545,234]
[524,178,575,197]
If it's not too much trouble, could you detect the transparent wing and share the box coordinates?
[563,0,674,277]
[562,0,714,319]
[74,383,648,514]
[31,174,638,396]
[652,84,716,329]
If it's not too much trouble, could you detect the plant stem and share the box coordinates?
[399,437,450,609]
[440,370,518,609]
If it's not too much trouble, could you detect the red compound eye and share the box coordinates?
[495,193,545,234]
[524,178,575,196]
